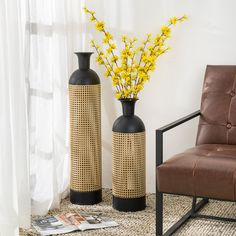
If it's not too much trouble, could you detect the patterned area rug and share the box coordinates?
[20,189,236,236]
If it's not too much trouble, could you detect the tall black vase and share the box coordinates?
[69,52,102,205]
[112,98,146,211]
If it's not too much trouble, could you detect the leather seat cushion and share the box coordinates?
[157,144,236,201]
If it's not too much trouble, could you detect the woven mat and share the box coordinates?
[20,189,236,236]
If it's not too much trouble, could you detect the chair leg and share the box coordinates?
[156,191,163,236]
[191,197,197,215]
[191,197,209,215]
[156,196,209,236]
[192,198,236,223]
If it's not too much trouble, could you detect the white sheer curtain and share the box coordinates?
[1,0,136,233]
[1,0,86,233]
[0,0,30,235]
[28,0,84,215]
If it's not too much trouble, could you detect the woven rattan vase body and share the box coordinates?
[112,99,146,211]
[69,52,102,205]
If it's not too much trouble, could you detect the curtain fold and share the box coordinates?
[0,0,31,235]
[28,0,84,215]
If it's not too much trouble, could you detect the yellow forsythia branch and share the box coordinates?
[83,6,187,99]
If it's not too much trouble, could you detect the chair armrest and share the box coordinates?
[156,110,200,166]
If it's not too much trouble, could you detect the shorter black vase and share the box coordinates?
[112,98,146,212]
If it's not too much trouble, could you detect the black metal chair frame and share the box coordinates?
[156,110,236,236]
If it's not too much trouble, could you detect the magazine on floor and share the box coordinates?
[32,212,119,235]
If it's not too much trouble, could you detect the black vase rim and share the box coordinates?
[74,51,94,55]
[119,98,139,102]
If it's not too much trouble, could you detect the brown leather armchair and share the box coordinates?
[156,65,236,236]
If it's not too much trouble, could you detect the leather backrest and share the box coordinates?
[196,65,236,145]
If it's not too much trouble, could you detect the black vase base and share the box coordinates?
[70,189,102,205]
[112,195,146,212]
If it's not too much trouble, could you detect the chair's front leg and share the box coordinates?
[156,190,163,236]
[156,130,164,235]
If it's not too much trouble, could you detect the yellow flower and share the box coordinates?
[106,44,116,55]
[121,35,127,42]
[124,77,131,84]
[169,17,177,25]
[106,47,113,55]
[146,33,152,42]
[121,48,130,57]
[150,65,156,72]
[111,55,119,63]
[129,43,134,49]
[123,89,130,97]
[111,75,118,81]
[103,37,109,44]
[116,92,122,99]
[90,39,95,47]
[90,16,96,21]
[103,32,113,43]
[104,69,111,77]
[135,84,144,92]
[121,64,127,71]
[148,45,154,51]
[114,67,121,74]
[83,6,89,13]
[181,15,188,21]
[141,54,147,62]
[161,26,171,37]
[96,55,104,65]
[95,21,105,31]
[147,55,155,63]
[138,46,144,52]
[110,44,116,49]
[112,81,118,86]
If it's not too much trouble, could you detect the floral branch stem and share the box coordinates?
[93,44,121,93]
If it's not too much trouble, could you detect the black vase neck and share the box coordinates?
[113,98,145,133]
[120,99,137,117]
[75,52,93,70]
[69,52,100,85]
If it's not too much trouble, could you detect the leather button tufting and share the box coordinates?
[230,91,236,97]
[226,123,232,129]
